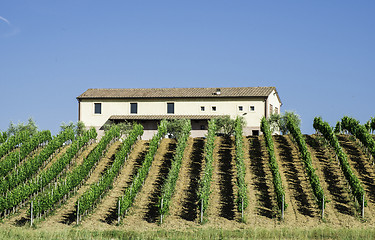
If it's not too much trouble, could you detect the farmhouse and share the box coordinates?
[77,87,281,138]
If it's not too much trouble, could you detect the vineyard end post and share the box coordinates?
[77,201,80,225]
[118,199,120,225]
[281,195,284,220]
[362,194,365,219]
[30,201,33,227]
[321,195,325,219]
[200,199,203,224]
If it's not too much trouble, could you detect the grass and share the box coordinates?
[1,226,375,240]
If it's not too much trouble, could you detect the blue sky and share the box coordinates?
[1,1,374,134]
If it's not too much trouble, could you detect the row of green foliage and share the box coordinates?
[0,130,52,178]
[0,129,75,195]
[159,119,191,221]
[234,117,248,219]
[117,120,168,218]
[365,117,375,133]
[0,130,31,159]
[313,117,366,207]
[286,116,325,208]
[30,126,120,217]
[0,132,7,144]
[198,119,217,222]
[0,128,96,214]
[341,116,375,160]
[260,117,286,212]
[77,124,143,216]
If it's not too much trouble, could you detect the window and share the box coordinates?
[130,103,137,114]
[201,106,205,111]
[269,104,273,116]
[167,103,174,114]
[275,107,279,114]
[238,106,243,111]
[94,103,102,114]
[250,106,255,111]
[211,106,217,111]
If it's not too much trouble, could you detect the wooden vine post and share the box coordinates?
[321,195,325,219]
[30,200,33,227]
[76,201,80,225]
[362,193,365,218]
[117,199,121,225]
[281,194,284,220]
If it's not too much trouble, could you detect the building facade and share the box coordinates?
[77,87,281,138]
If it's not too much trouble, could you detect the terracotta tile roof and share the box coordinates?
[109,115,226,120]
[77,87,277,99]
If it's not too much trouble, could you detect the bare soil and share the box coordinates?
[121,138,176,228]
[337,135,375,223]
[245,136,277,226]
[5,135,375,232]
[206,136,238,223]
[273,135,320,225]
[5,143,98,226]
[38,141,122,228]
[80,140,149,228]
[305,134,357,226]
[166,137,204,227]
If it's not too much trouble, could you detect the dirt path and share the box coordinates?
[38,141,122,228]
[337,135,375,224]
[122,138,176,228]
[165,137,204,228]
[273,135,320,225]
[245,136,277,226]
[80,140,149,228]
[305,135,356,226]
[206,136,238,224]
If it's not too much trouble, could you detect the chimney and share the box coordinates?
[216,88,221,95]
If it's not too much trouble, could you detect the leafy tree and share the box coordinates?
[76,121,86,136]
[267,111,301,135]
[61,121,88,137]
[7,117,38,136]
[60,121,75,133]
[268,114,281,133]
[166,119,190,140]
[117,121,133,136]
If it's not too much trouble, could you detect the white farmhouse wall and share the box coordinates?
[80,97,267,131]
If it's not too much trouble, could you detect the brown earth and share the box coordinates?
[120,138,177,229]
[5,135,375,232]
[337,135,375,224]
[245,136,278,227]
[80,140,149,228]
[38,141,122,228]
[206,136,239,224]
[5,142,97,226]
[165,137,205,228]
[273,135,320,226]
[305,134,357,226]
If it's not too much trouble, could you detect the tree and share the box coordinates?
[267,111,301,135]
[76,121,86,136]
[280,111,301,135]
[216,116,235,136]
[60,121,75,133]
[216,116,245,136]
[166,119,190,140]
[267,114,281,133]
[7,118,38,136]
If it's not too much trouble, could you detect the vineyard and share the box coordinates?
[2,116,375,236]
